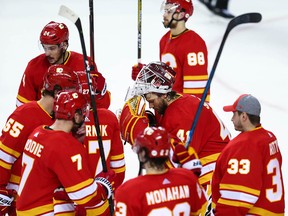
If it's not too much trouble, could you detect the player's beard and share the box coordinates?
[233,119,244,132]
[156,98,168,115]
[163,18,178,29]
[46,50,65,65]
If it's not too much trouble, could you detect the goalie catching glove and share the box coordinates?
[172,143,202,176]
[120,95,154,145]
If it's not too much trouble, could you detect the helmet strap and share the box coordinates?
[57,42,69,64]
[166,12,185,28]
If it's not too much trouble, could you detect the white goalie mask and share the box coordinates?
[126,61,176,99]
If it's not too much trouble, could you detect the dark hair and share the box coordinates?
[237,111,260,126]
[166,90,177,98]
[141,147,168,170]
[41,84,65,98]
[41,89,54,97]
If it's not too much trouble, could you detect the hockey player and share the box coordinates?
[115,126,207,215]
[16,21,110,109]
[211,94,285,215]
[16,90,114,215]
[121,62,230,196]
[132,0,210,102]
[71,71,126,215]
[0,64,79,216]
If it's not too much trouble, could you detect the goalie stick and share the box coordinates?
[185,12,262,149]
[58,5,114,215]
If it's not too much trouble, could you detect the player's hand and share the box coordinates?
[0,187,17,216]
[96,170,116,191]
[131,63,145,81]
[95,170,116,200]
[172,144,202,176]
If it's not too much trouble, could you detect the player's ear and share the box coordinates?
[62,41,69,51]
[178,11,185,19]
[138,149,147,163]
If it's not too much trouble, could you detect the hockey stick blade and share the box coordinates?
[227,12,262,34]
[59,5,88,67]
[185,12,262,149]
[59,5,79,24]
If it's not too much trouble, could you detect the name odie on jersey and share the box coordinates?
[24,138,44,157]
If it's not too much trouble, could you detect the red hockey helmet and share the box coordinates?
[134,126,170,158]
[130,61,176,97]
[43,64,79,92]
[76,71,107,101]
[40,21,69,45]
[54,91,88,120]
[76,71,98,101]
[162,0,194,19]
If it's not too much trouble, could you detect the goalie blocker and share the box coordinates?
[120,95,156,145]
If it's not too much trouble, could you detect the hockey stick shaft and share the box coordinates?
[59,5,114,215]
[137,0,142,177]
[89,0,95,71]
[59,5,107,172]
[185,12,262,148]
[137,0,142,63]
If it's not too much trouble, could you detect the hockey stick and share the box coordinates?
[137,0,142,63]
[89,0,95,71]
[58,5,114,215]
[137,0,143,176]
[185,12,262,148]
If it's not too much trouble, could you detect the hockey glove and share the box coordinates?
[0,187,17,216]
[95,170,116,200]
[131,63,145,81]
[120,95,149,145]
[95,179,113,201]
[96,170,116,191]
[172,144,202,176]
[205,195,215,216]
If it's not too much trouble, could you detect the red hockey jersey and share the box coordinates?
[160,30,210,102]
[83,108,126,215]
[84,108,125,186]
[212,126,285,215]
[16,125,101,215]
[17,51,110,108]
[160,94,230,186]
[0,101,54,190]
[115,168,207,215]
